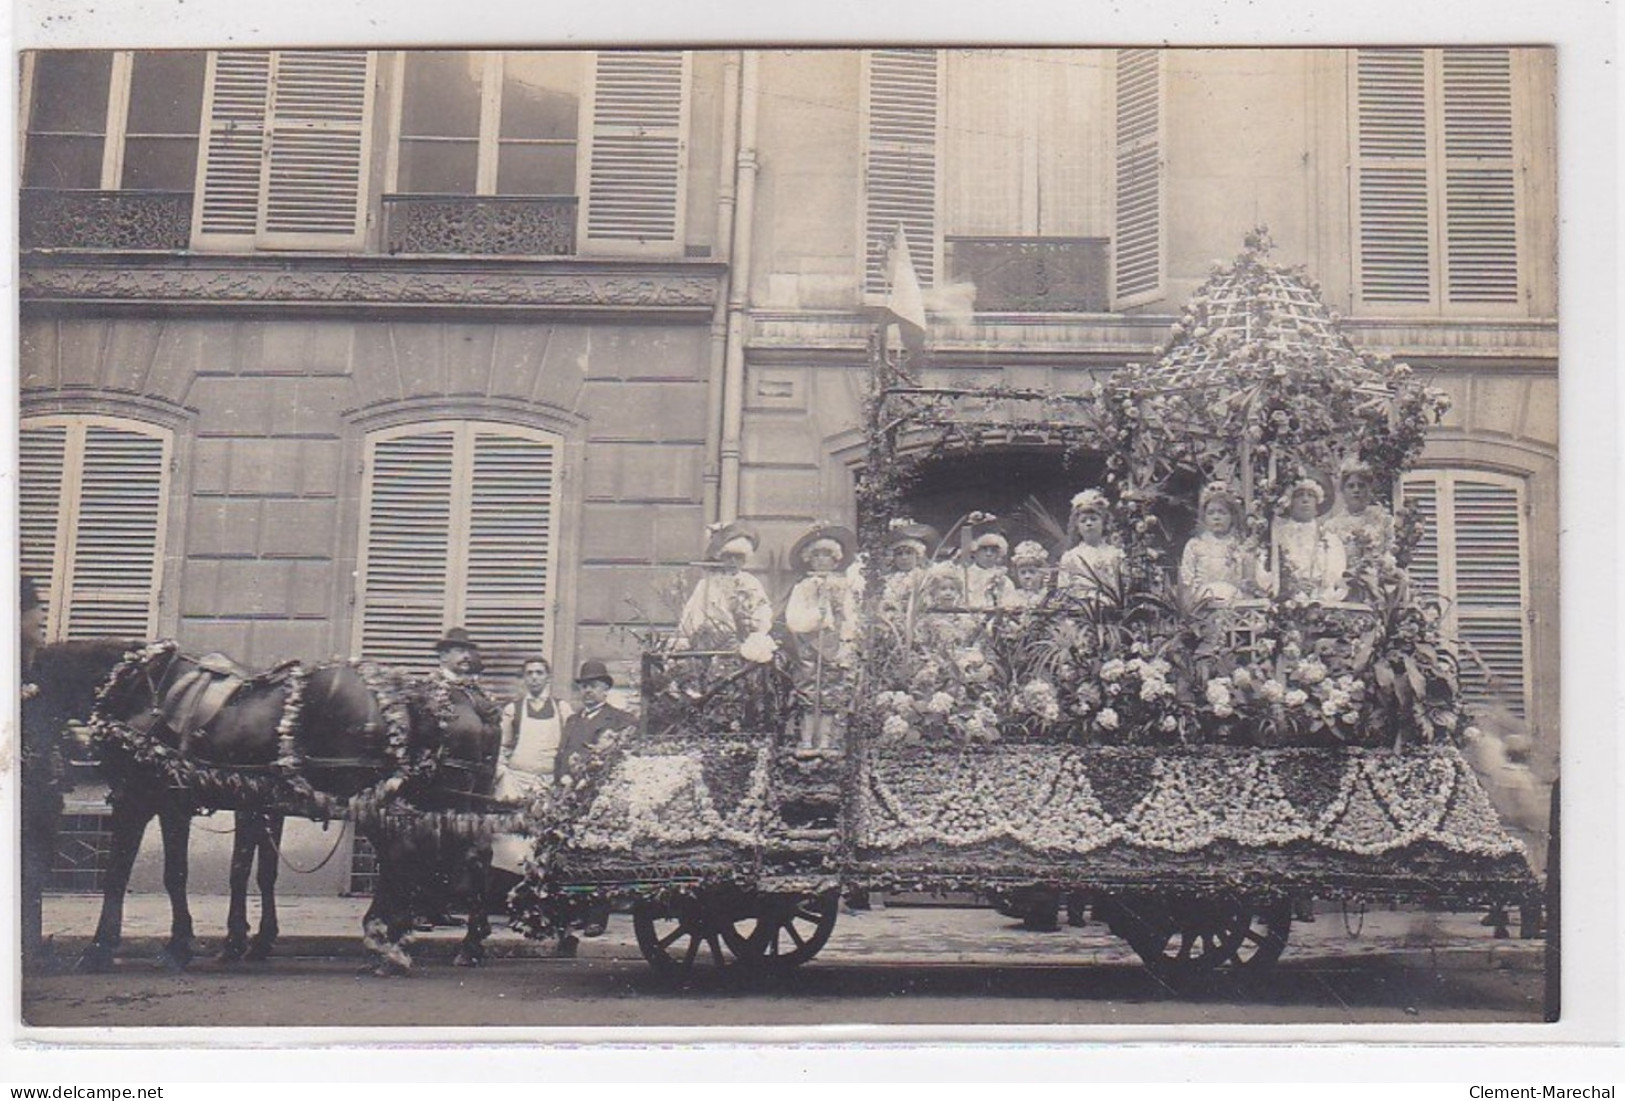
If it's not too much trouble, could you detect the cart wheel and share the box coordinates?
[632,899,743,975]
[720,891,839,973]
[1104,896,1291,985]
[1227,899,1292,971]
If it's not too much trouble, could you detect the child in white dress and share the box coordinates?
[1058,489,1125,599]
[963,532,1016,611]
[677,522,774,652]
[1179,480,1253,603]
[1324,457,1395,601]
[1001,541,1052,610]
[1270,478,1349,603]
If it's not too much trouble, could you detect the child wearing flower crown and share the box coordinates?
[1058,489,1124,598]
[963,531,1017,611]
[1324,457,1395,601]
[1269,477,1348,603]
[1180,480,1255,603]
[1001,541,1053,611]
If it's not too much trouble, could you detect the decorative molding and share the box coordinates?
[19,254,726,320]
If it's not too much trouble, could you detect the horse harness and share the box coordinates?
[157,652,263,758]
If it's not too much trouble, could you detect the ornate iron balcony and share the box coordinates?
[946,236,1111,313]
[20,189,193,251]
[383,194,578,257]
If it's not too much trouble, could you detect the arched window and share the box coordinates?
[19,414,172,641]
[1401,468,1531,718]
[352,421,562,678]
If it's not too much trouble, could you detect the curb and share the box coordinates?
[40,933,1544,973]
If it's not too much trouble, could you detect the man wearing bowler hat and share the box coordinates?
[555,660,633,942]
[434,626,482,684]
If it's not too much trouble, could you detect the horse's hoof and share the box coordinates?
[76,947,116,973]
[452,949,482,968]
[244,940,274,963]
[371,959,411,978]
[155,947,193,972]
[216,947,245,964]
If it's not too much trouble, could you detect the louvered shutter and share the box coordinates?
[257,50,375,249]
[1441,49,1519,304]
[1402,470,1529,718]
[1450,476,1528,717]
[864,49,939,294]
[354,428,456,672]
[19,422,70,630]
[1355,49,1433,304]
[193,50,271,243]
[461,429,558,678]
[19,418,169,641]
[354,423,560,679]
[1113,48,1162,304]
[583,51,688,254]
[1355,49,1521,310]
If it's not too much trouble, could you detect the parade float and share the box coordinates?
[511,232,1542,983]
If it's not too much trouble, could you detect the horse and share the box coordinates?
[75,641,507,974]
[355,674,506,974]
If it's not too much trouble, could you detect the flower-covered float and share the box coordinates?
[514,231,1542,983]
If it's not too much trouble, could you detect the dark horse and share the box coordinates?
[61,641,503,974]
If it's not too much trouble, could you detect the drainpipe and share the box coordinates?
[717,50,760,524]
[701,52,742,524]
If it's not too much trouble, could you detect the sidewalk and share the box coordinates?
[41,893,1542,972]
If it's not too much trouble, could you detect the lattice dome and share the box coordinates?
[1149,230,1389,395]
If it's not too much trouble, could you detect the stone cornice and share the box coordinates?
[19,252,727,321]
[745,309,1559,370]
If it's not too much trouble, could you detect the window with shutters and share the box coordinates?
[393,51,583,196]
[581,50,690,256]
[352,422,561,680]
[1353,48,1525,313]
[192,49,376,251]
[19,416,171,642]
[1401,469,1531,719]
[861,49,1162,308]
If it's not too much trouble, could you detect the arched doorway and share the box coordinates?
[900,447,1107,556]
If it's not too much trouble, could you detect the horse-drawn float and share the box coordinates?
[508,234,1545,985]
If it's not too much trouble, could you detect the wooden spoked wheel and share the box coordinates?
[1104,895,1291,984]
[633,891,839,976]
[719,891,839,974]
[633,898,744,975]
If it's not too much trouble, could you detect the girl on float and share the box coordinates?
[1179,480,1257,604]
[1057,489,1125,599]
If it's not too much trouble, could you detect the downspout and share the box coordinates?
[701,52,742,524]
[717,50,760,524]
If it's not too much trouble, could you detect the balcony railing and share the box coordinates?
[946,235,1111,313]
[382,194,578,257]
[20,189,193,251]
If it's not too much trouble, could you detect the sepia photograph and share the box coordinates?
[4,1,1615,1077]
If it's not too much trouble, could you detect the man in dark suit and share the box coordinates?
[555,659,635,780]
[555,660,634,943]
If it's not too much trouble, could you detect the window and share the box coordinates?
[193,50,377,250]
[1401,470,1530,719]
[353,422,561,677]
[22,50,207,191]
[1354,48,1523,311]
[861,48,1162,306]
[393,51,583,197]
[19,416,171,641]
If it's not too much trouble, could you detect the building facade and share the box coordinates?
[18,47,1557,892]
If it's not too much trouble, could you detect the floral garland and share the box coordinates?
[856,743,1525,861]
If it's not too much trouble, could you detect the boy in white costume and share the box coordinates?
[678,522,774,652]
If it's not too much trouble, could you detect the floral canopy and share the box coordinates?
[1108,228,1450,530]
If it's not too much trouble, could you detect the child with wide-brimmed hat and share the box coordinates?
[784,522,859,750]
[677,521,774,653]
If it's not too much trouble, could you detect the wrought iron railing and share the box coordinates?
[382,194,578,256]
[20,189,193,251]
